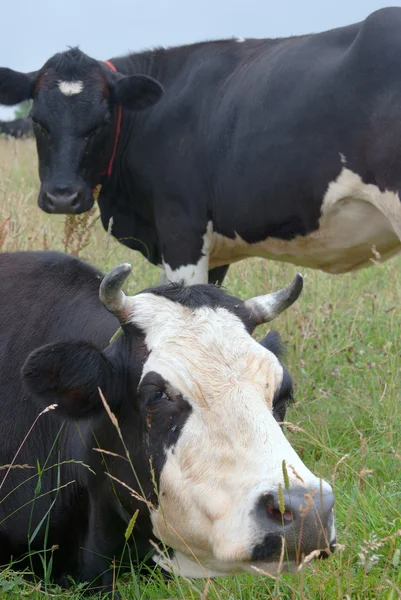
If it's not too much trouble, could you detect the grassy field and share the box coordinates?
[0,137,400,599]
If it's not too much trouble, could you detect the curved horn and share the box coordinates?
[99,263,133,322]
[245,273,303,325]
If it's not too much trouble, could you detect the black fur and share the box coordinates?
[251,533,283,561]
[145,280,254,330]
[260,331,294,423]
[22,341,115,417]
[2,9,401,284]
[0,250,296,593]
[113,74,164,110]
[0,117,33,138]
[0,68,36,105]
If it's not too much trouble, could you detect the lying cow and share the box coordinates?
[0,116,32,138]
[0,251,335,595]
[1,8,401,284]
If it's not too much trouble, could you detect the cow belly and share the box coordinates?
[210,168,401,273]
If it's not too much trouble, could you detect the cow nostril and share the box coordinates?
[43,190,81,213]
[69,193,79,209]
[266,504,293,522]
[45,193,54,209]
[264,493,294,524]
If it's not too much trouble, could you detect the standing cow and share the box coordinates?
[2,9,400,284]
[0,251,335,595]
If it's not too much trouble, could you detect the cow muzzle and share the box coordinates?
[39,185,94,215]
[251,482,336,564]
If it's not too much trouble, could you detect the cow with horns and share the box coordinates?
[0,251,335,595]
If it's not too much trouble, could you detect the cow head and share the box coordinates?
[23,267,336,577]
[0,48,163,214]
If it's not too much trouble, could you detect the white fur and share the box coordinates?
[236,37,246,43]
[163,168,401,283]
[58,80,84,96]
[207,166,401,273]
[126,293,335,574]
[163,221,213,284]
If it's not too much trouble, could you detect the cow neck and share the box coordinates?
[92,60,122,202]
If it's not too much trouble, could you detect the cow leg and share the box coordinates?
[158,220,214,284]
[163,259,209,284]
[208,264,229,286]
[161,241,210,284]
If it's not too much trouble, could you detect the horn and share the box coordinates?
[245,273,303,325]
[99,263,133,322]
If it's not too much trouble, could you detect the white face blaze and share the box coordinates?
[57,80,84,96]
[126,292,335,576]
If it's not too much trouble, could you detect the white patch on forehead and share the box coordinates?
[208,166,401,273]
[236,37,246,43]
[163,221,213,284]
[132,291,272,399]
[57,80,84,96]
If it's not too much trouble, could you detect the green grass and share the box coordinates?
[0,138,400,599]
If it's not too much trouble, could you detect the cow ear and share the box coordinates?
[22,341,114,419]
[113,74,164,110]
[259,330,286,359]
[0,68,37,106]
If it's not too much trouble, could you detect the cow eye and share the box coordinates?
[84,125,101,139]
[145,390,170,406]
[84,120,109,139]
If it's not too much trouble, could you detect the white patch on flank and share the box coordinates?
[124,292,335,575]
[208,166,401,273]
[163,221,213,284]
[58,80,84,96]
[236,37,246,43]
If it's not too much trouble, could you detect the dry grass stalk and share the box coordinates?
[62,206,100,256]
[0,217,10,250]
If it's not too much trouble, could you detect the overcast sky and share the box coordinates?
[0,0,399,119]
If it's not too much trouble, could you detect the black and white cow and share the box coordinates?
[0,251,335,594]
[1,7,401,284]
[0,116,32,138]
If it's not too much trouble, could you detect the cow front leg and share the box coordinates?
[163,254,209,284]
[208,265,229,285]
[160,223,212,285]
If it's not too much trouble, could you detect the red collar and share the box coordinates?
[93,60,122,200]
[103,60,122,177]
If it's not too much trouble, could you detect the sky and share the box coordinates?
[0,0,400,119]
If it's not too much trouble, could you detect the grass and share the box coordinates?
[0,137,400,599]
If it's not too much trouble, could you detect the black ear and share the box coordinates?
[22,341,114,419]
[259,330,286,359]
[113,74,164,110]
[0,68,37,105]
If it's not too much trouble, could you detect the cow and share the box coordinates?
[2,7,401,286]
[0,116,32,138]
[0,250,335,595]
[2,8,401,285]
